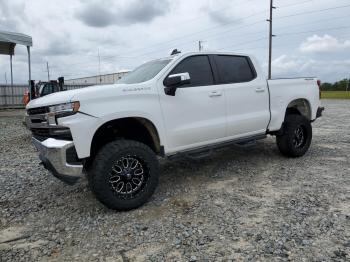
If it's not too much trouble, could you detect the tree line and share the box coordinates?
[321,79,349,91]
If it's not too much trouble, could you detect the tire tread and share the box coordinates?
[88,139,159,211]
[276,114,312,158]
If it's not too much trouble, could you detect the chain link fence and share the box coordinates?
[0,84,93,109]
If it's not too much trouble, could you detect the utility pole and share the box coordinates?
[346,76,349,92]
[46,62,50,81]
[5,72,7,84]
[10,55,14,104]
[98,48,102,83]
[198,41,203,51]
[267,0,276,79]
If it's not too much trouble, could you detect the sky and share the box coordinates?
[0,0,349,84]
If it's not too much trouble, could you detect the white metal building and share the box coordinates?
[65,71,129,85]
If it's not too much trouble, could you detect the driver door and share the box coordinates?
[158,55,226,153]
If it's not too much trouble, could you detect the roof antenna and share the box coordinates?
[171,49,181,55]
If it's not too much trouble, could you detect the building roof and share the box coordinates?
[0,30,33,55]
[66,71,130,81]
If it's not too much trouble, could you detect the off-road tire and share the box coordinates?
[276,114,312,157]
[88,140,159,211]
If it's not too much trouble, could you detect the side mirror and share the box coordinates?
[164,72,191,96]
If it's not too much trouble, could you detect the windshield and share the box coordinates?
[118,59,171,84]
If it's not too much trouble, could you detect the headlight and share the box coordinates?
[49,101,80,113]
[46,101,80,125]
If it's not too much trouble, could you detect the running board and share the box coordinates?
[168,134,266,160]
[235,140,257,148]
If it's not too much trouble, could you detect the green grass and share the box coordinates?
[321,91,350,99]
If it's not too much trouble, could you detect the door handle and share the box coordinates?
[209,91,222,97]
[255,87,265,92]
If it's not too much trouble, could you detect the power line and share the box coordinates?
[207,14,350,44]
[274,14,349,31]
[277,25,350,37]
[52,1,263,67]
[56,3,350,77]
[98,9,269,61]
[278,0,313,8]
[217,37,268,51]
[56,17,266,71]
[54,0,309,68]
[150,0,258,31]
[275,3,350,20]
[56,3,350,72]
[108,5,349,63]
[55,16,270,71]
[56,22,350,77]
[95,0,339,62]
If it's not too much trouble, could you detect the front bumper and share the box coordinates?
[32,137,83,185]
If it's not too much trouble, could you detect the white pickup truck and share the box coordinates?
[26,51,324,210]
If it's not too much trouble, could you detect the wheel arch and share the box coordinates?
[285,98,312,120]
[89,117,162,160]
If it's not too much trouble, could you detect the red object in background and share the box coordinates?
[23,89,30,106]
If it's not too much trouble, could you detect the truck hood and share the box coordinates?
[26,84,127,109]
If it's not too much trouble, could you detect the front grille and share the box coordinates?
[27,107,48,115]
[27,106,73,141]
[33,135,48,142]
[31,128,51,137]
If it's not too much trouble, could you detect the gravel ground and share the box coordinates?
[0,100,349,261]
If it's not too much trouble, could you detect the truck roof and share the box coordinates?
[150,51,254,65]
[171,51,251,58]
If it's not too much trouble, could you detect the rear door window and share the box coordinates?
[214,55,256,84]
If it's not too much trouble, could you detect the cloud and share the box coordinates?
[209,10,236,25]
[0,1,27,31]
[270,54,350,82]
[75,0,171,28]
[271,55,302,73]
[300,34,350,53]
[1,0,349,84]
[76,4,114,28]
[42,38,75,56]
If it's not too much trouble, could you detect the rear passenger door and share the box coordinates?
[213,55,270,137]
[159,55,226,152]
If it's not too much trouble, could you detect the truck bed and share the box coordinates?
[267,77,321,132]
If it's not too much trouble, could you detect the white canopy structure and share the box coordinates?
[0,30,33,99]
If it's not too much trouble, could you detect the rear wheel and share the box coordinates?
[88,140,159,210]
[276,114,312,157]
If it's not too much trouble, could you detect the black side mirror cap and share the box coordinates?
[164,75,182,87]
[163,73,191,96]
[164,86,177,96]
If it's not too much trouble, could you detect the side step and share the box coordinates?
[186,149,213,160]
[235,140,257,148]
[168,134,266,160]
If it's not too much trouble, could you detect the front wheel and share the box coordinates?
[88,140,159,211]
[276,114,312,157]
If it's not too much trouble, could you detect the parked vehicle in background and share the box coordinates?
[23,78,65,106]
[25,51,324,210]
[36,81,61,97]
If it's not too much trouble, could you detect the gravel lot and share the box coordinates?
[0,99,349,261]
